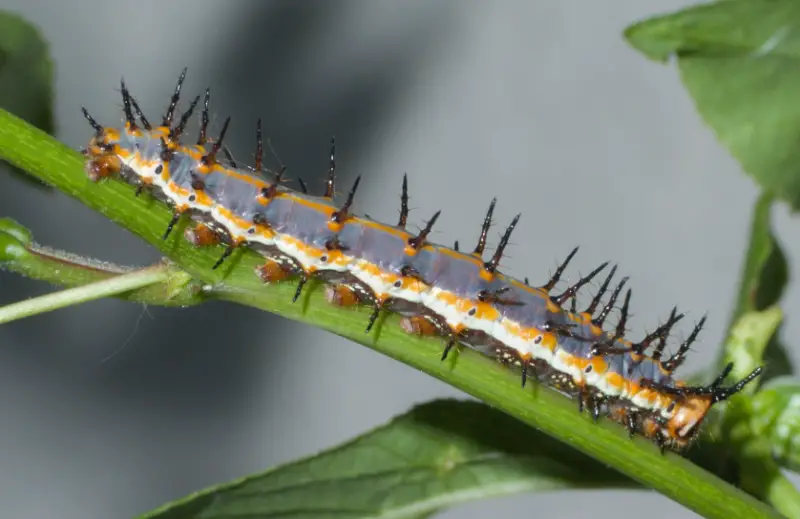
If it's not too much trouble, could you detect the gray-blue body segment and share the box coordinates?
[109,129,682,395]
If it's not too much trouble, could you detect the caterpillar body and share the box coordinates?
[81,69,762,453]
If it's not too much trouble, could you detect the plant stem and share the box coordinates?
[0,107,783,519]
[0,264,176,324]
[0,217,205,307]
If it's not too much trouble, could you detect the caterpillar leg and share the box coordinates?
[399,315,439,336]
[324,283,361,307]
[400,315,461,361]
[255,259,293,283]
[184,223,220,247]
[84,154,121,182]
[577,387,603,423]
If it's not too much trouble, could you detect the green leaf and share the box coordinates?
[140,400,635,519]
[722,307,783,394]
[0,11,53,133]
[720,193,792,382]
[731,194,788,321]
[719,395,800,518]
[624,0,800,210]
[751,377,800,473]
[0,10,54,190]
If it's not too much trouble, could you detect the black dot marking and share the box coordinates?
[468,308,477,316]
[320,255,328,263]
[155,165,163,174]
[188,194,196,202]
[584,364,593,373]
[393,280,402,288]
[666,401,676,413]
[534,335,543,344]
[248,227,255,234]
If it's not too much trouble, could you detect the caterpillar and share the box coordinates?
[80,69,762,454]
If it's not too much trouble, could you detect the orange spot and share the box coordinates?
[539,332,557,352]
[400,315,440,336]
[642,418,660,437]
[545,298,561,313]
[589,355,608,374]
[324,284,360,307]
[255,261,291,283]
[184,223,220,247]
[605,372,625,392]
[437,247,483,266]
[85,155,121,181]
[404,245,419,256]
[216,206,255,235]
[327,221,343,233]
[353,218,411,240]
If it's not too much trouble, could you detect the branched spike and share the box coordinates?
[614,289,632,339]
[266,138,286,177]
[120,79,136,130]
[274,165,287,185]
[542,247,579,291]
[197,88,211,145]
[162,67,188,127]
[634,307,684,355]
[553,261,609,306]
[202,116,231,165]
[298,178,309,194]
[662,315,705,372]
[172,95,201,140]
[651,307,679,361]
[584,265,617,315]
[398,174,409,228]
[324,137,336,198]
[211,245,235,270]
[524,277,530,286]
[484,213,521,274]
[710,363,734,389]
[331,176,361,223]
[255,118,263,172]
[473,198,497,256]
[222,146,237,168]
[407,211,442,250]
[129,96,151,130]
[593,276,628,327]
[158,138,173,164]
[712,367,763,403]
[82,107,104,136]
[453,240,459,251]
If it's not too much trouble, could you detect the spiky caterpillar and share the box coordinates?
[80,69,762,453]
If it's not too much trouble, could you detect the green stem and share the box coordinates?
[0,217,205,307]
[0,107,782,519]
[767,474,800,519]
[0,264,173,324]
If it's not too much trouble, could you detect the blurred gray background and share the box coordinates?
[0,1,798,518]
